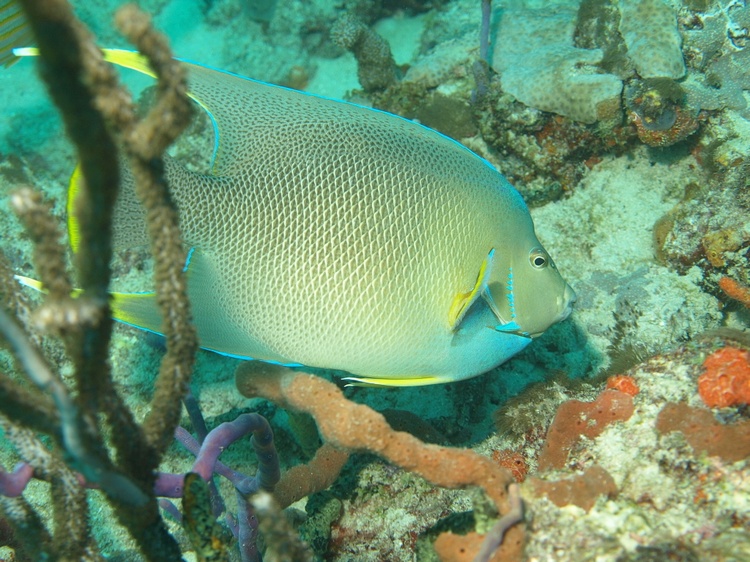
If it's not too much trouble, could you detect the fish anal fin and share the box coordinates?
[343,375,445,388]
[111,291,164,336]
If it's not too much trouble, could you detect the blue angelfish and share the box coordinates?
[16,48,575,387]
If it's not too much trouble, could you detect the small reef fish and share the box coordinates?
[15,48,575,386]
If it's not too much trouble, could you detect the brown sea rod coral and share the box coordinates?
[0,0,195,559]
[331,12,397,92]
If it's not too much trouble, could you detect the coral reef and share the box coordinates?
[618,0,685,79]
[651,115,750,282]
[492,3,622,125]
[1,0,750,560]
[487,338,750,561]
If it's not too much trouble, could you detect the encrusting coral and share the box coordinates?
[491,3,622,125]
[618,0,686,80]
[656,402,750,462]
[536,389,635,471]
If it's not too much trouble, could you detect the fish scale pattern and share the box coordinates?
[108,56,571,382]
[176,82,507,372]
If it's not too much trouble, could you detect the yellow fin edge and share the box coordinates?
[447,248,494,330]
[14,274,44,292]
[14,47,157,77]
[67,164,82,254]
[343,375,445,388]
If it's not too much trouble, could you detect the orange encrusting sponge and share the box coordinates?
[698,346,750,408]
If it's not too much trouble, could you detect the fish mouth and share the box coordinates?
[526,285,575,338]
[556,284,577,323]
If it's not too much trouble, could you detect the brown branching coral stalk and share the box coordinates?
[0,0,195,559]
[0,420,101,560]
[111,6,197,460]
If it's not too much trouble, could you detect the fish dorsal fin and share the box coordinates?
[448,248,495,330]
[96,49,218,172]
[14,49,153,253]
[99,49,284,176]
[26,48,217,173]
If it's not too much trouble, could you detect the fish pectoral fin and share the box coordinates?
[448,248,495,330]
[482,287,503,322]
[343,375,446,388]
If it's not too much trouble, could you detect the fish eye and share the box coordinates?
[529,249,548,269]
